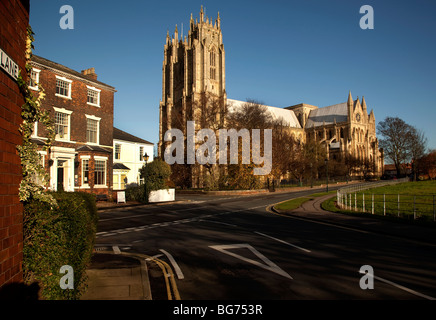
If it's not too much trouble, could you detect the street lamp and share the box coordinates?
[325,158,329,192]
[143,152,149,203]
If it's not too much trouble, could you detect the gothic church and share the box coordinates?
[158,7,384,188]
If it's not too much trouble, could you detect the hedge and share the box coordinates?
[23,191,98,300]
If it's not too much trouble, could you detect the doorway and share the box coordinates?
[57,159,67,191]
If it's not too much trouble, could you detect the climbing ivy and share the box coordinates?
[16,26,56,205]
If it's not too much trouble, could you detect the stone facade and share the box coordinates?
[158,6,226,187]
[287,91,384,176]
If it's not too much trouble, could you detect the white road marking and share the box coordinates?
[96,205,267,238]
[145,254,164,261]
[112,245,121,254]
[359,270,436,300]
[159,249,185,280]
[209,243,293,280]
[200,219,238,227]
[254,231,311,253]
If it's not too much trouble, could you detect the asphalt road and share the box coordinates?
[95,186,436,300]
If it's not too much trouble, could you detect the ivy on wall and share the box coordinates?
[16,26,56,205]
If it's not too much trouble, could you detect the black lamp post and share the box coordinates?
[143,152,149,203]
[325,158,329,192]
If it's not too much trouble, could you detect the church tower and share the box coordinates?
[158,7,226,187]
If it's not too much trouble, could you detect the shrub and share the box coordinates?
[139,158,172,202]
[125,184,146,202]
[23,191,98,300]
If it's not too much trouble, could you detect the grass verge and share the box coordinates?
[274,191,335,212]
[321,181,436,227]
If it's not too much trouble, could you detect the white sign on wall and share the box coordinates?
[0,47,19,81]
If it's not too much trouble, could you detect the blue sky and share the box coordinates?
[29,0,436,151]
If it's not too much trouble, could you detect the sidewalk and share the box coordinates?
[273,194,436,244]
[81,252,152,300]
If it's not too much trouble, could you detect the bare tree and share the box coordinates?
[417,150,436,180]
[408,127,428,181]
[377,117,415,177]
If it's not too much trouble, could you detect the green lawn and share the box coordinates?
[275,191,334,211]
[322,180,436,224]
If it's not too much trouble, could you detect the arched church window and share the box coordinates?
[210,49,216,80]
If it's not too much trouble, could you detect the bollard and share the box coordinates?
[397,194,400,217]
[355,193,357,211]
[415,195,418,220]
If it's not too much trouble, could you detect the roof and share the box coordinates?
[76,145,111,153]
[305,102,348,128]
[113,127,153,145]
[227,99,302,128]
[113,163,131,170]
[31,55,116,92]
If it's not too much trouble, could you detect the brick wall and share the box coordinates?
[32,67,114,147]
[29,57,115,199]
[0,0,30,288]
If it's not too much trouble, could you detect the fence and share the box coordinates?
[336,178,436,221]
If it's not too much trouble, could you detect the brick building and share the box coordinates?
[0,0,29,289]
[29,55,116,198]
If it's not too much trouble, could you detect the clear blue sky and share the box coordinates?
[29,0,436,152]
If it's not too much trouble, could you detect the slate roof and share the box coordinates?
[31,55,116,92]
[113,127,153,145]
[305,102,349,128]
[227,99,302,128]
[76,145,111,153]
[113,163,131,170]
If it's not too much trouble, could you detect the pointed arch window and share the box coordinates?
[210,49,217,80]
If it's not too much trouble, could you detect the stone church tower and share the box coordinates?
[158,7,226,153]
[158,7,226,187]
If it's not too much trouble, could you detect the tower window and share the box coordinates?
[210,50,216,80]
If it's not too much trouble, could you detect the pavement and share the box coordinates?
[81,252,152,300]
[82,193,436,300]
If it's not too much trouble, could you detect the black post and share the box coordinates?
[325,158,329,192]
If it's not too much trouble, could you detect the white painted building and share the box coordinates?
[113,127,154,190]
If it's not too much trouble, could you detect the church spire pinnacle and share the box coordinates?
[347,91,353,106]
[361,96,367,112]
[200,5,204,22]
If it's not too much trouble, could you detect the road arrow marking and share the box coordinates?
[254,231,311,253]
[209,243,293,280]
[160,249,185,280]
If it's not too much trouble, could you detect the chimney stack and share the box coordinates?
[81,67,97,80]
